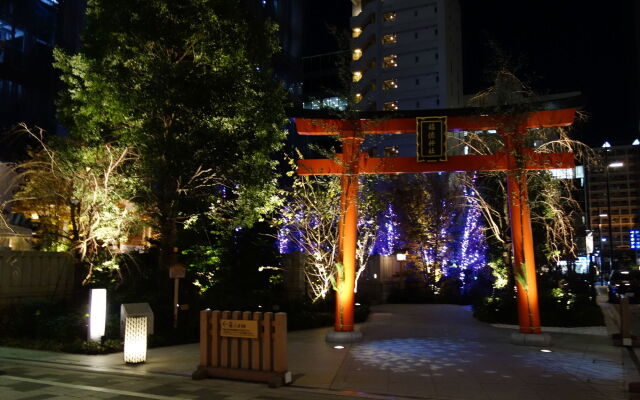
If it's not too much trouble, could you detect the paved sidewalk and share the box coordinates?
[1,303,638,400]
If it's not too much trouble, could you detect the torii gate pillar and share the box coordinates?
[335,131,362,332]
[505,129,541,333]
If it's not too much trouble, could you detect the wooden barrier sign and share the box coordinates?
[220,319,258,339]
[193,310,291,387]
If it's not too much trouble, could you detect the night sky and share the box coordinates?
[305,1,640,147]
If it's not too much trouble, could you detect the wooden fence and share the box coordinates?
[0,250,75,305]
[193,310,291,387]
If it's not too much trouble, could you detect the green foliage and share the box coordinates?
[473,272,604,327]
[182,244,224,294]
[54,0,288,269]
[489,259,509,289]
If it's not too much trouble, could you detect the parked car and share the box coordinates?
[608,269,640,303]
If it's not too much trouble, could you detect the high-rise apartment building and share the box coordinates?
[350,0,463,112]
[586,140,640,269]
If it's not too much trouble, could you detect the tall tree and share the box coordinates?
[54,0,287,270]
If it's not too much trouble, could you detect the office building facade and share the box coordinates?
[350,0,463,112]
[586,140,640,269]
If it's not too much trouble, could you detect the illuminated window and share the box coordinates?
[354,93,363,103]
[383,79,398,90]
[384,146,399,156]
[352,27,362,38]
[383,101,398,111]
[352,71,362,82]
[352,49,362,60]
[382,55,397,68]
[384,12,396,22]
[382,34,397,44]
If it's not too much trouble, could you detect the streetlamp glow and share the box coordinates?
[608,162,624,168]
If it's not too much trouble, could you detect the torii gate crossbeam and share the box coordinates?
[294,106,577,336]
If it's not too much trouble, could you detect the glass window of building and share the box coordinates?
[384,146,399,156]
[383,79,398,90]
[384,12,396,22]
[383,54,397,68]
[383,101,398,111]
[382,34,397,44]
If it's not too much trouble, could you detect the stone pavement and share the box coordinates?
[1,302,638,400]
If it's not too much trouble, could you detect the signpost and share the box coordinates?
[294,102,578,340]
[170,263,186,329]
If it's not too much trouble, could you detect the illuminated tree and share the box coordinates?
[276,174,341,301]
[276,171,384,301]
[394,174,457,282]
[54,0,287,271]
[452,174,488,290]
[10,125,141,284]
[373,203,400,257]
[456,70,593,286]
[354,177,386,291]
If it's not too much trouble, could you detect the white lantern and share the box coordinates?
[124,316,148,363]
[88,288,107,342]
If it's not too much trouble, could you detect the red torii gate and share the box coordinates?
[294,105,577,336]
